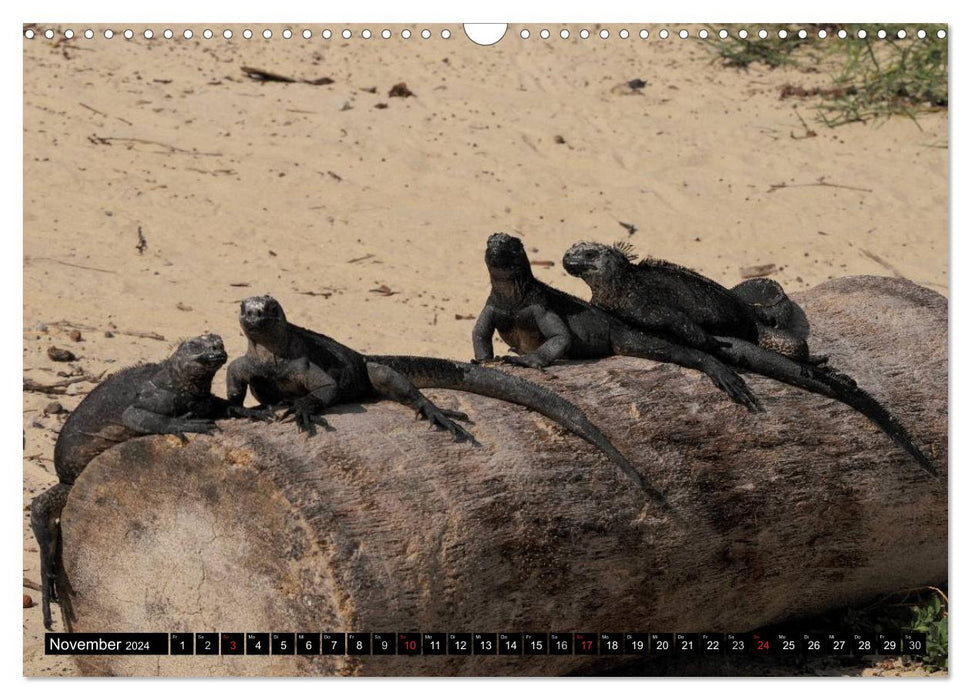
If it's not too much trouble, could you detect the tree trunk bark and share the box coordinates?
[60,276,947,676]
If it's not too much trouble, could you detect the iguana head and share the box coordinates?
[485,232,531,273]
[562,242,632,285]
[169,333,228,384]
[239,295,289,341]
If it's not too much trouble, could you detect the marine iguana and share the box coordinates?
[30,334,265,630]
[471,233,763,413]
[563,242,938,476]
[562,241,821,363]
[225,295,661,500]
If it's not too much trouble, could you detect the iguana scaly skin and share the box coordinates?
[563,242,938,476]
[30,334,263,630]
[562,241,820,363]
[225,296,659,500]
[471,233,762,413]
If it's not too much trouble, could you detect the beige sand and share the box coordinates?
[22,24,947,676]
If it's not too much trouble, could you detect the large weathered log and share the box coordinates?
[61,276,947,676]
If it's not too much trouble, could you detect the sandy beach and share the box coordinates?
[22,24,947,676]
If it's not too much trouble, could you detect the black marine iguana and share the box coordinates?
[562,240,820,363]
[562,241,938,476]
[225,295,660,499]
[471,232,763,413]
[30,334,265,630]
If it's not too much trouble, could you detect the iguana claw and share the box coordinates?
[227,405,275,422]
[499,354,547,370]
[281,400,332,436]
[707,363,764,413]
[416,400,478,444]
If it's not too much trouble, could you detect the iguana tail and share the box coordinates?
[714,339,939,477]
[366,355,665,504]
[29,482,74,631]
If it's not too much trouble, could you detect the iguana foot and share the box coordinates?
[168,416,220,443]
[703,360,764,413]
[280,399,333,436]
[227,405,275,422]
[415,399,478,443]
[438,408,471,422]
[499,354,548,370]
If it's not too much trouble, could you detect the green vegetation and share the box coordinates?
[772,585,949,672]
[704,26,809,69]
[702,24,948,128]
[908,587,948,670]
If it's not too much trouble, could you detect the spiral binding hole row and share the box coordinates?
[23,26,948,42]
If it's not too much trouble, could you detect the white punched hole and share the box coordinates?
[857,29,867,39]
[561,29,570,39]
[600,29,609,39]
[163,29,173,39]
[203,29,213,39]
[640,29,649,39]
[243,29,253,39]
[401,29,411,39]
[580,29,590,39]
[263,29,272,39]
[778,29,788,39]
[182,29,192,39]
[818,29,827,39]
[302,29,312,39]
[322,29,332,39]
[361,29,371,39]
[837,29,847,39]
[897,29,907,39]
[64,29,75,39]
[104,29,114,39]
[84,29,94,39]
[24,28,34,39]
[937,29,946,39]
[798,29,807,39]
[45,29,54,39]
[282,29,292,39]
[441,28,451,39]
[617,29,627,39]
[719,29,729,39]
[381,29,391,39]
[659,29,669,39]
[125,29,134,39]
[464,23,506,45]
[678,29,687,39]
[540,28,550,39]
[877,29,886,39]
[917,29,927,39]
[520,28,529,39]
[758,29,768,39]
[738,29,748,39]
[342,29,352,39]
[698,29,708,39]
[143,29,153,39]
[421,29,431,39]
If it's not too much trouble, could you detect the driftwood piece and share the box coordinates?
[60,276,947,676]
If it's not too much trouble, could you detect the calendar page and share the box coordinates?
[22,22,948,677]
